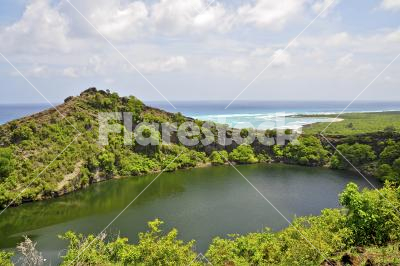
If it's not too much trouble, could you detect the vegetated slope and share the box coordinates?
[1,88,399,208]
[0,88,200,207]
[0,88,290,208]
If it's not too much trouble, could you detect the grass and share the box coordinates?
[302,111,400,136]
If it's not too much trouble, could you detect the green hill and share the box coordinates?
[0,88,210,207]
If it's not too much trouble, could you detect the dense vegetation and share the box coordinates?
[1,89,400,208]
[302,112,400,136]
[1,183,399,265]
[1,89,400,264]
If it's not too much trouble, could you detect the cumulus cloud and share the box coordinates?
[0,0,70,54]
[381,0,400,10]
[238,0,306,30]
[89,1,149,40]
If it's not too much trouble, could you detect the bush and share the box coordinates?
[229,145,258,164]
[60,219,199,265]
[339,182,400,245]
[98,151,116,174]
[11,126,33,143]
[0,251,13,266]
[210,150,228,165]
[0,148,13,179]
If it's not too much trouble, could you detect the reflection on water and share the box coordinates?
[0,164,381,264]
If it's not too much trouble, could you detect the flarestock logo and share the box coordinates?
[97,112,300,147]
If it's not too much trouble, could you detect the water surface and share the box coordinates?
[0,164,380,264]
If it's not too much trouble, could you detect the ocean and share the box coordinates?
[148,101,400,130]
[1,101,400,129]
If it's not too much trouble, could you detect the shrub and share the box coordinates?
[210,151,228,165]
[339,182,400,245]
[98,151,115,174]
[0,251,13,266]
[229,145,258,164]
[60,219,199,265]
[11,126,33,143]
[0,148,13,179]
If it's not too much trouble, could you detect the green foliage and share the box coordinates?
[0,251,13,266]
[126,96,143,122]
[229,145,258,164]
[98,151,116,174]
[339,182,400,245]
[282,136,328,166]
[173,112,186,125]
[303,112,400,135]
[206,209,351,265]
[210,150,228,165]
[4,184,400,265]
[380,142,400,164]
[0,148,13,179]
[331,143,376,170]
[60,219,199,266]
[11,126,33,143]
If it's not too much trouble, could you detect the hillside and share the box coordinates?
[0,88,208,207]
[1,88,400,209]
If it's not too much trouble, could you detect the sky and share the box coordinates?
[0,0,399,105]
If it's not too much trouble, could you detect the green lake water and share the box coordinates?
[0,164,381,264]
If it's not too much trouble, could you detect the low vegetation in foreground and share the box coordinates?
[1,182,400,265]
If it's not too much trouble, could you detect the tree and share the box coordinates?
[380,142,400,165]
[331,143,376,169]
[283,136,328,166]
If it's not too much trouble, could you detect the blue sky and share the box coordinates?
[0,0,399,104]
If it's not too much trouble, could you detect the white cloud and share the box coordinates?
[312,0,339,16]
[0,0,70,54]
[150,0,233,35]
[238,0,306,30]
[208,57,249,74]
[354,64,374,73]
[250,47,274,57]
[88,1,149,40]
[381,0,400,10]
[138,56,187,73]
[270,49,291,67]
[336,53,353,69]
[63,67,79,78]
[325,32,351,46]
